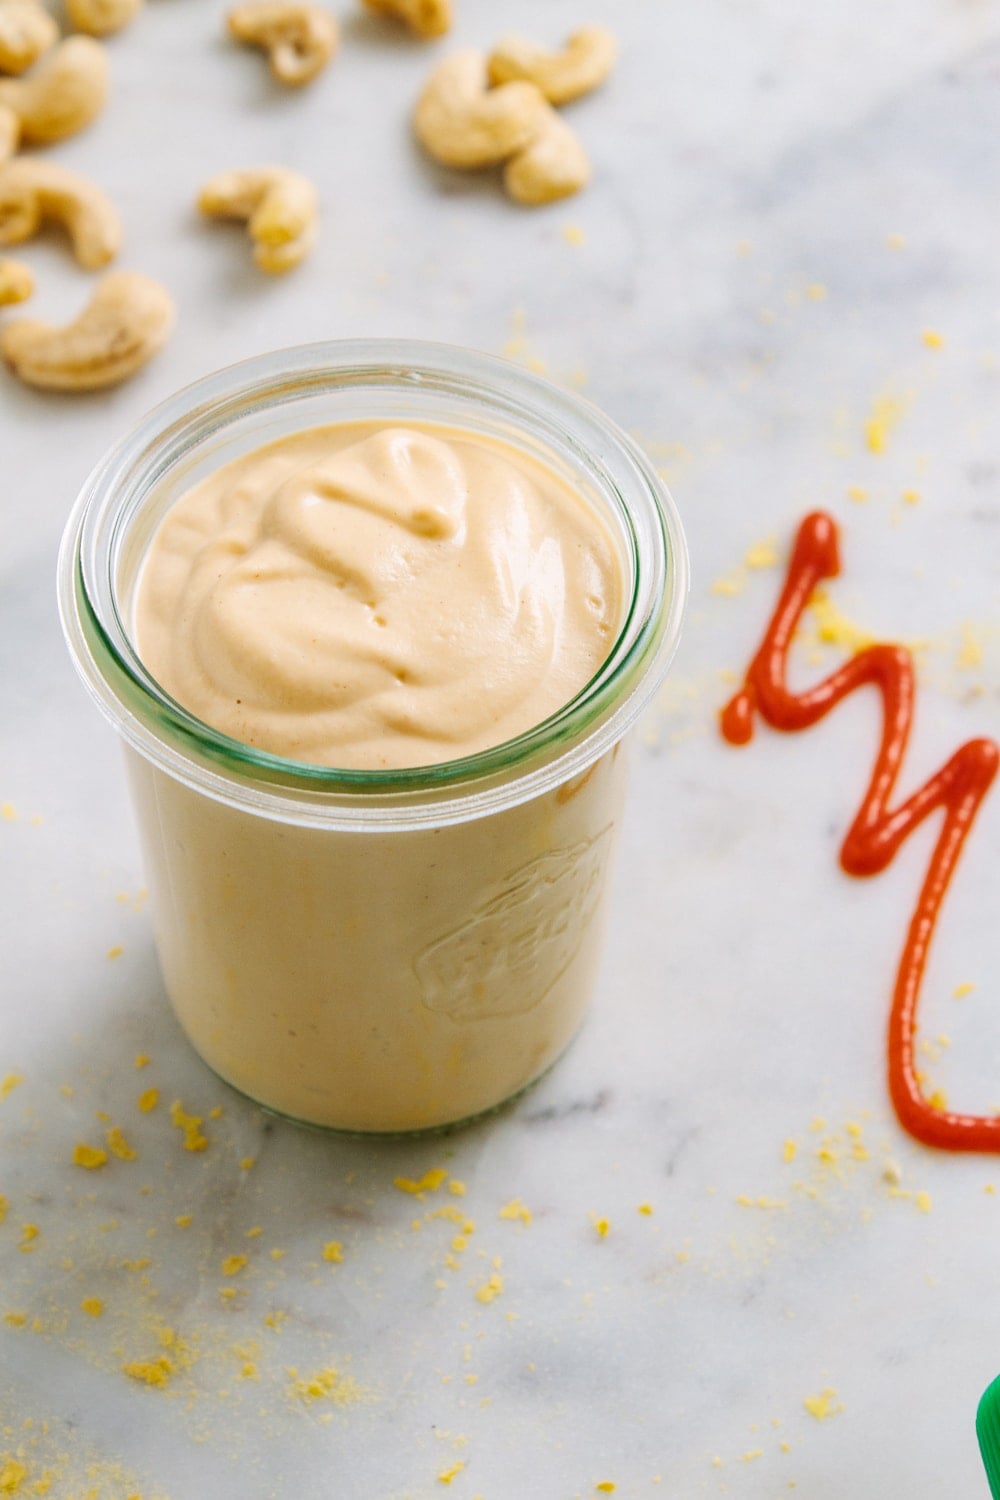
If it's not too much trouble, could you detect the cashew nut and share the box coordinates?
[0,254,32,305]
[414,50,548,169]
[0,103,18,161]
[66,0,143,39]
[0,0,58,75]
[504,105,590,205]
[227,2,338,86]
[486,26,617,106]
[197,166,318,274]
[1,269,174,390]
[361,0,450,40]
[0,36,109,145]
[0,159,121,269]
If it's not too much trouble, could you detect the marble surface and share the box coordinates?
[3,1,1000,1495]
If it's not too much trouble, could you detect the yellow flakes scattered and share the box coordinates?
[864,394,906,454]
[222,1254,248,1276]
[73,1143,108,1170]
[322,1241,344,1263]
[901,488,921,506]
[847,485,868,503]
[240,1157,256,1171]
[393,1167,448,1196]
[437,1461,465,1484]
[241,1362,258,1379]
[80,1297,104,1318]
[106,1126,137,1161]
[807,589,873,652]
[137,1088,159,1113]
[498,1198,532,1226]
[264,1310,286,1330]
[803,1387,841,1420]
[123,1356,173,1388]
[985,1184,996,1196]
[736,1195,787,1210]
[953,981,976,999]
[0,803,14,821]
[806,283,828,301]
[270,1248,286,1261]
[636,1202,654,1216]
[106,945,124,960]
[246,1226,262,1238]
[175,1214,192,1228]
[169,1100,208,1152]
[742,1449,763,1461]
[957,627,983,670]
[887,232,906,250]
[475,1273,504,1305]
[0,1196,6,1224]
[561,223,585,246]
[288,1366,361,1404]
[710,573,743,597]
[0,1458,28,1492]
[927,1088,948,1112]
[134,1053,151,1068]
[744,539,779,569]
[915,1190,933,1213]
[0,1073,24,1101]
[3,1313,26,1327]
[19,1224,39,1250]
[921,329,944,349]
[448,1179,466,1196]
[782,1138,798,1163]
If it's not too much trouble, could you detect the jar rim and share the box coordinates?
[57,338,689,830]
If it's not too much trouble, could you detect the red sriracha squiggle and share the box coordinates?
[720,510,1000,1152]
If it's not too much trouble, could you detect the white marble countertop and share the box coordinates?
[4,2,1000,1495]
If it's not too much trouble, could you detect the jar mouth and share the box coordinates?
[58,339,688,829]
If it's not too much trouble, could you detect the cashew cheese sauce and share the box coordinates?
[128,420,628,1130]
[135,422,623,769]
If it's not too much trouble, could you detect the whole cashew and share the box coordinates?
[0,103,18,161]
[486,26,617,106]
[66,0,143,39]
[197,166,318,273]
[504,105,590,205]
[0,159,121,269]
[1,269,174,390]
[0,36,110,145]
[414,50,548,169]
[0,254,32,305]
[227,2,338,86]
[361,0,450,40]
[0,1,59,75]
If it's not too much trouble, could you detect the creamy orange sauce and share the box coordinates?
[135,422,622,769]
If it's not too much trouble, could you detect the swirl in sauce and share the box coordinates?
[135,423,623,770]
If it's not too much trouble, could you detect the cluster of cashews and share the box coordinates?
[0,5,617,389]
[414,27,616,205]
[0,158,173,388]
[200,0,458,268]
[0,0,174,389]
[224,0,450,89]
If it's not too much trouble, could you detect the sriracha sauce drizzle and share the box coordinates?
[721,510,1000,1152]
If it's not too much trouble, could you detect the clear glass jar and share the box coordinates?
[57,340,688,1133]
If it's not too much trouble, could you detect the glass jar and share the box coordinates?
[57,340,688,1133]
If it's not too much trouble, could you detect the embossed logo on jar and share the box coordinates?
[414,828,613,1021]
